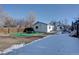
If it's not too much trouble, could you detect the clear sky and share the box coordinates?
[2,4,79,25]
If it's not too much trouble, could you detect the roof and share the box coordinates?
[34,21,48,25]
[34,21,52,26]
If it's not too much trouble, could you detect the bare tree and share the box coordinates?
[0,5,17,27]
[24,12,36,28]
[4,16,17,27]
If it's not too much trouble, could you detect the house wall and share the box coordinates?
[33,23,47,32]
[47,25,54,32]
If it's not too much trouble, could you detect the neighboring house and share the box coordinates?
[72,20,79,30]
[71,20,79,36]
[49,21,63,31]
[33,21,54,33]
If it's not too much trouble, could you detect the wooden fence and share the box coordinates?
[0,27,25,34]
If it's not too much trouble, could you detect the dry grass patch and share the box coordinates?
[0,36,43,51]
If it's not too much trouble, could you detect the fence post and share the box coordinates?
[8,27,9,33]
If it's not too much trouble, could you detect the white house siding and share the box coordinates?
[33,23,47,33]
[47,25,54,32]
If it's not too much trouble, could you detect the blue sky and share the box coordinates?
[2,4,79,25]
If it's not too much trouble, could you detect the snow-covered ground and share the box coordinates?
[5,33,79,55]
[0,44,26,54]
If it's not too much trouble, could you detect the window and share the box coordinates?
[36,26,38,29]
[49,26,51,29]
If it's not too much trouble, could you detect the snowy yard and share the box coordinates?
[5,33,79,55]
